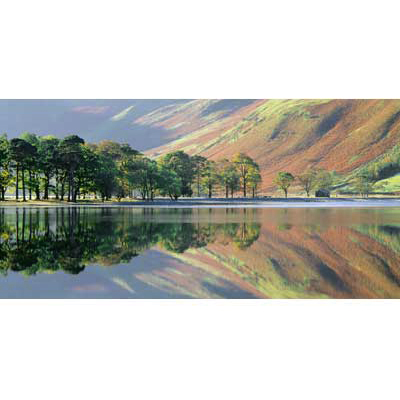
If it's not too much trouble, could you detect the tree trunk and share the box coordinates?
[243,177,247,197]
[22,168,26,201]
[73,186,78,202]
[35,181,40,200]
[252,187,255,198]
[16,165,19,200]
[68,171,73,202]
[208,184,212,198]
[44,175,49,199]
[225,185,228,198]
[284,189,288,198]
[55,171,59,199]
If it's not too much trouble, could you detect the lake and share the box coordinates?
[1,206,400,298]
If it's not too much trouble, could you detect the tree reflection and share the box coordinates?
[0,208,261,276]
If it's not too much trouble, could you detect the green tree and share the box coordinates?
[91,152,119,201]
[352,173,385,197]
[191,155,208,197]
[20,133,40,200]
[9,138,36,201]
[160,151,194,198]
[91,141,133,201]
[75,145,103,200]
[38,136,60,199]
[233,153,258,197]
[201,160,218,198]
[0,169,12,201]
[157,165,182,200]
[247,166,262,198]
[124,156,159,201]
[141,159,159,201]
[297,169,317,197]
[274,171,295,198]
[315,168,333,191]
[0,134,12,200]
[217,159,240,198]
[58,135,85,202]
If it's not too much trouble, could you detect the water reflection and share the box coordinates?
[0,208,260,277]
[1,207,400,298]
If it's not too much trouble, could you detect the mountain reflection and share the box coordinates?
[1,207,400,298]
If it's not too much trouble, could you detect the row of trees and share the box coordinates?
[3,130,388,200]
[275,162,396,199]
[273,167,387,198]
[351,172,387,197]
[0,133,138,202]
[0,133,262,201]
[126,151,262,200]
[358,144,400,182]
[192,153,261,199]
[274,168,335,198]
[347,144,400,197]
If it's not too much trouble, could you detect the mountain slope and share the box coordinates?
[0,99,259,151]
[0,99,190,150]
[145,99,400,192]
[135,99,262,153]
[3,99,400,193]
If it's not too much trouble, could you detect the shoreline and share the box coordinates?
[0,197,400,208]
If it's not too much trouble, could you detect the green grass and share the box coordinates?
[336,175,400,194]
[376,174,400,192]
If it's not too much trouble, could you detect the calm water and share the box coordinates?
[1,206,400,298]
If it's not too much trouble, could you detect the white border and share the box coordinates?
[1,300,399,400]
[1,1,400,399]
[1,0,400,99]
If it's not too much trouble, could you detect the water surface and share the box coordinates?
[1,207,400,298]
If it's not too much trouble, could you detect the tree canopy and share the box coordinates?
[274,172,295,198]
[0,133,261,202]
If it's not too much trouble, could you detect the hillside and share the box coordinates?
[0,99,194,150]
[145,99,400,192]
[135,99,261,149]
[0,99,257,151]
[3,99,400,193]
